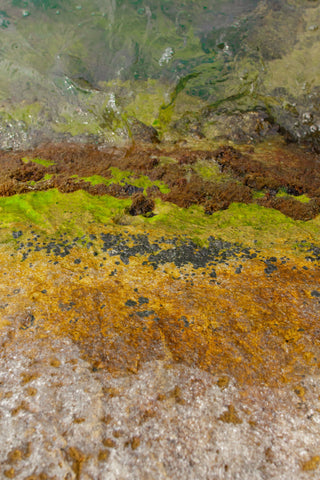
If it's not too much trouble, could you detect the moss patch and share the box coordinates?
[193,159,233,183]
[22,157,55,167]
[81,167,170,194]
[0,189,131,237]
[146,200,320,249]
[276,190,310,203]
[0,187,319,253]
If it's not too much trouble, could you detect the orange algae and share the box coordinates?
[0,233,319,388]
[301,456,320,472]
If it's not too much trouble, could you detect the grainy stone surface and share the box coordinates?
[1,334,320,479]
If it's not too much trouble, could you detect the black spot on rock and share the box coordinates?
[136,310,155,318]
[12,230,23,239]
[74,258,81,264]
[179,316,189,327]
[210,270,217,278]
[125,299,137,307]
[264,263,277,275]
[59,302,76,312]
[311,290,320,298]
[138,296,149,305]
[123,183,144,196]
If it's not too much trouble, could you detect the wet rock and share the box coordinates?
[128,194,155,216]
[122,183,143,196]
[127,117,160,144]
[203,112,277,144]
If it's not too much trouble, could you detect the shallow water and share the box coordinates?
[1,4,320,477]
[0,0,319,148]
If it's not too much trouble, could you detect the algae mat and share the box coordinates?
[0,190,320,478]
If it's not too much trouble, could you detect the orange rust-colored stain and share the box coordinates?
[20,373,40,385]
[126,436,141,450]
[301,455,320,471]
[4,468,15,479]
[218,405,243,424]
[11,401,29,416]
[98,450,110,462]
[7,450,22,464]
[102,438,116,448]
[65,447,87,479]
[216,377,230,390]
[26,387,37,397]
[1,237,320,389]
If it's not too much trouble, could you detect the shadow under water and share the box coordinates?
[0,0,319,149]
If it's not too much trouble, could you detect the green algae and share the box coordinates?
[0,0,318,148]
[146,200,320,249]
[0,186,320,254]
[53,113,102,137]
[252,191,265,199]
[1,102,42,127]
[0,189,130,237]
[80,174,109,186]
[81,167,170,194]
[252,189,311,203]
[125,79,168,126]
[276,191,310,203]
[159,156,177,166]
[193,159,232,183]
[22,156,55,167]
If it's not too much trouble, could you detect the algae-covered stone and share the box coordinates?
[0,0,319,148]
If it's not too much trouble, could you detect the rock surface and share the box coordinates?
[0,141,320,478]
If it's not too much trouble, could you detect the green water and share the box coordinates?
[0,0,319,148]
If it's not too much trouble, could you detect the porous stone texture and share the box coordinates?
[1,333,320,479]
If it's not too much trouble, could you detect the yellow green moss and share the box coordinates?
[0,189,130,237]
[22,157,55,167]
[146,200,320,249]
[81,167,170,194]
[276,190,310,203]
[53,113,102,136]
[193,159,233,183]
[0,186,319,255]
